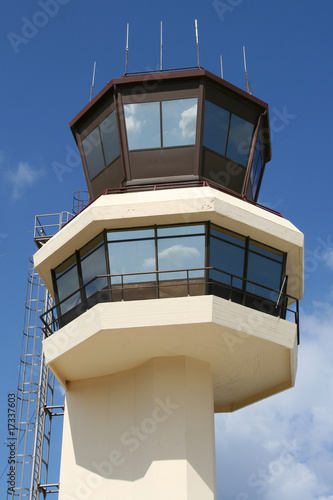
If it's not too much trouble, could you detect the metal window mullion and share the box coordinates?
[155,226,159,298]
[75,251,86,309]
[98,126,107,170]
[242,237,250,302]
[224,112,232,157]
[51,269,61,328]
[159,101,163,148]
[205,222,210,295]
[104,230,112,295]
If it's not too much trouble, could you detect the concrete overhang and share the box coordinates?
[34,187,304,301]
[43,295,297,413]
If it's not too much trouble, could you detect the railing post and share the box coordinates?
[187,270,190,296]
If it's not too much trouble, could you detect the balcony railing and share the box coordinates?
[41,267,299,343]
[34,212,74,248]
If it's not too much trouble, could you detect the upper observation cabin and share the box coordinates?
[70,68,271,201]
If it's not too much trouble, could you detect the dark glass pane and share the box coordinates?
[158,235,205,280]
[210,225,246,247]
[252,154,262,199]
[162,98,198,147]
[81,244,107,298]
[246,253,282,300]
[203,100,229,156]
[209,236,245,288]
[100,111,121,166]
[124,102,161,150]
[157,224,205,237]
[250,137,263,198]
[108,239,156,283]
[82,128,105,179]
[56,264,81,314]
[226,114,254,166]
[55,254,77,278]
[80,233,104,259]
[107,228,154,242]
[60,293,81,315]
[249,241,284,262]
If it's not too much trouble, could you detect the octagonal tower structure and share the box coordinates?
[34,68,304,499]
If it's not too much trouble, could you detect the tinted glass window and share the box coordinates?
[157,224,205,237]
[210,226,246,247]
[162,98,198,147]
[100,111,120,166]
[124,102,161,150]
[203,100,229,156]
[107,229,154,242]
[55,254,77,278]
[81,244,107,298]
[209,236,245,288]
[108,238,155,283]
[157,235,205,280]
[250,138,263,199]
[246,253,282,301]
[226,114,254,166]
[56,262,81,314]
[82,128,105,179]
[249,242,283,262]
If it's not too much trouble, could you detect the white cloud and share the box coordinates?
[5,162,46,200]
[179,104,197,139]
[142,244,201,270]
[125,114,142,134]
[124,104,143,135]
[215,302,333,500]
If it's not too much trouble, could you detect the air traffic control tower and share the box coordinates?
[34,68,304,499]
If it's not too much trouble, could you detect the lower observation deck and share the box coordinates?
[41,267,299,340]
[42,290,298,413]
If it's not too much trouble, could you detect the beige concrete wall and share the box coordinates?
[59,356,216,500]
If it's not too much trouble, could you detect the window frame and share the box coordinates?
[82,109,121,181]
[124,98,199,152]
[52,223,286,319]
[202,99,255,169]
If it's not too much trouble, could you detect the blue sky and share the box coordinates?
[1,0,333,498]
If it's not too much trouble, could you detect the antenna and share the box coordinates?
[243,45,252,94]
[220,54,223,79]
[90,61,96,102]
[125,23,129,74]
[195,19,200,68]
[160,21,163,71]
